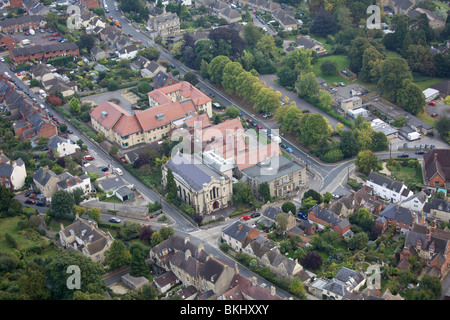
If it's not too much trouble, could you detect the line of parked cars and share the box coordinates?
[24,190,49,207]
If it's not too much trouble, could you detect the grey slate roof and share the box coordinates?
[221,220,253,243]
[241,155,304,183]
[98,176,125,192]
[380,204,415,225]
[165,153,227,191]
[33,166,57,186]
[367,172,403,193]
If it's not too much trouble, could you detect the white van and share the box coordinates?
[114,167,123,176]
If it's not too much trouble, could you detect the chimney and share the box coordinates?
[184,236,189,244]
[251,277,257,286]
[271,286,276,296]
[434,152,438,161]
[198,242,204,252]
[235,262,239,275]
[185,249,191,260]
[66,179,71,187]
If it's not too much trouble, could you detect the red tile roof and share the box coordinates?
[148,81,211,107]
[89,101,130,131]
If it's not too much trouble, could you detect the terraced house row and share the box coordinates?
[9,42,79,65]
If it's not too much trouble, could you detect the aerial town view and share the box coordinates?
[0,0,449,311]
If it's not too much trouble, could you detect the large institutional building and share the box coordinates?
[89,81,212,148]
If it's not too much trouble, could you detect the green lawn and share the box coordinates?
[312,55,351,85]
[412,73,448,91]
[0,217,36,254]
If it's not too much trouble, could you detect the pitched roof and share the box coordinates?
[366,172,404,193]
[380,204,415,225]
[423,149,450,182]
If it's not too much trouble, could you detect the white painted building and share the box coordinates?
[366,172,413,203]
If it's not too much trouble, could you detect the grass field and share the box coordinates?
[0,217,36,254]
[312,55,351,85]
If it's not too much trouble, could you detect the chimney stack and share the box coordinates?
[271,286,276,296]
[251,277,257,286]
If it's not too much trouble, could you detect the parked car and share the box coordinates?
[280,143,287,149]
[246,118,253,123]
[109,217,122,223]
[285,147,293,153]
[25,199,35,204]
[428,101,436,106]
[128,33,133,37]
[100,166,109,172]
[85,155,94,161]
[250,212,260,218]
[25,190,36,197]
[36,201,46,207]
[240,215,251,221]
[397,154,409,158]
[49,37,57,41]
[67,129,73,134]
[415,150,425,155]
[298,212,308,220]
[431,113,438,118]
[256,125,262,130]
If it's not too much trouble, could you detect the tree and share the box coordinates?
[301,251,323,270]
[310,9,338,37]
[59,123,67,133]
[242,23,263,46]
[72,187,85,206]
[51,190,75,218]
[256,34,277,58]
[86,207,101,223]
[104,240,132,271]
[183,72,199,86]
[45,251,105,300]
[281,201,296,214]
[348,232,369,250]
[221,61,245,94]
[359,46,385,83]
[225,105,240,119]
[377,58,413,102]
[406,44,436,76]
[107,79,119,91]
[320,60,338,75]
[258,182,272,203]
[121,221,142,241]
[78,34,95,53]
[129,244,149,278]
[208,55,232,84]
[165,168,178,202]
[396,79,426,115]
[300,113,330,148]
[284,48,313,75]
[371,131,389,152]
[18,263,50,300]
[355,150,381,175]
[296,72,320,101]
[277,66,298,88]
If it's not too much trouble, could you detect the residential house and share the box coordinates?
[366,172,413,203]
[59,214,114,263]
[147,9,180,38]
[130,56,151,71]
[97,176,126,194]
[9,42,79,65]
[12,103,58,140]
[379,0,418,15]
[423,149,450,191]
[423,198,450,223]
[320,267,366,300]
[152,71,179,89]
[0,14,45,33]
[272,8,299,30]
[401,221,450,278]
[0,152,26,190]
[162,153,233,215]
[294,36,326,55]
[221,220,260,252]
[216,6,242,24]
[153,271,180,293]
[431,80,450,98]
[407,7,445,29]
[330,186,372,217]
[241,235,305,280]
[48,136,80,157]
[56,172,92,196]
[308,203,352,237]
[0,34,17,49]
[121,274,150,291]
[220,273,283,300]
[399,190,427,214]
[33,166,60,200]
[115,186,134,201]
[141,61,167,78]
[30,63,54,82]
[376,203,416,233]
[149,235,236,295]
[117,44,138,60]
[23,0,49,15]
[90,46,108,61]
